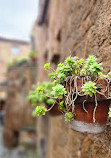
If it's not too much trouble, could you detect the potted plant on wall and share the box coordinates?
[29,51,37,63]
[31,55,111,134]
[17,58,28,66]
[28,81,66,116]
[7,61,13,70]
[7,58,29,71]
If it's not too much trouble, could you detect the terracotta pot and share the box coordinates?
[30,57,37,63]
[71,99,110,134]
[64,77,111,133]
[45,103,62,116]
[63,76,111,133]
[75,92,108,104]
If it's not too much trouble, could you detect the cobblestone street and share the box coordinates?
[0,126,38,158]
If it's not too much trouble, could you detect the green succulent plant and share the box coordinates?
[28,90,40,106]
[33,106,47,116]
[109,108,111,117]
[51,84,67,98]
[29,55,111,123]
[46,55,103,83]
[44,63,50,71]
[108,72,111,77]
[28,81,66,117]
[49,72,56,79]
[82,81,97,97]
[65,112,74,122]
[59,101,67,112]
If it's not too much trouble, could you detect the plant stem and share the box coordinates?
[46,103,55,112]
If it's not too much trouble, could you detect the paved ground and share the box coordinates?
[0,126,38,158]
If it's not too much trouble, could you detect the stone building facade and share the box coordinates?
[0,37,30,100]
[33,0,111,158]
[0,37,30,83]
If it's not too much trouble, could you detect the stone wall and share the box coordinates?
[36,0,111,157]
[3,61,37,147]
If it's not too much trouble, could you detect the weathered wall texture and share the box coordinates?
[3,61,37,147]
[36,0,111,157]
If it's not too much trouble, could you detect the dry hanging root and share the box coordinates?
[106,78,111,98]
[96,78,111,99]
[82,100,88,113]
[91,78,111,123]
[72,76,78,113]
[64,76,88,114]
[93,93,98,123]
[64,77,72,108]
[64,76,79,113]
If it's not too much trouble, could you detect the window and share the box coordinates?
[11,46,20,55]
[51,54,60,64]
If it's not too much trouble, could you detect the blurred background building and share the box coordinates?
[0,37,30,82]
[0,0,111,158]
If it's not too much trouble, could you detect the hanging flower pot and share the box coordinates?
[31,55,111,134]
[28,51,37,63]
[71,95,110,134]
[30,57,37,63]
[63,76,111,134]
